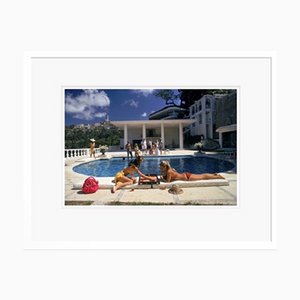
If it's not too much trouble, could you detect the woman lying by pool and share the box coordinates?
[159,160,225,182]
[111,156,157,193]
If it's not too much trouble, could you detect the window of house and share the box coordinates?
[206,112,211,123]
[206,98,211,109]
[191,106,195,115]
[146,129,156,137]
[198,101,202,111]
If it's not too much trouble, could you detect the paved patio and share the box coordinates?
[65,150,237,205]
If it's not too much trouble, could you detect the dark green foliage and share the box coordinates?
[200,138,220,151]
[184,135,220,150]
[153,90,180,106]
[65,122,121,149]
[179,89,236,109]
[154,89,236,110]
[184,134,204,147]
[215,92,237,127]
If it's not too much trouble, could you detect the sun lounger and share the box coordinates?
[72,177,229,190]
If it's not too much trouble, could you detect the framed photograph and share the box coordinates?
[24,52,274,249]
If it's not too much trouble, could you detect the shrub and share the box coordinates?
[99,145,108,151]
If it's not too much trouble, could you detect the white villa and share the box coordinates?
[186,93,237,148]
[110,119,194,150]
[186,94,217,140]
[111,92,237,150]
[148,105,188,120]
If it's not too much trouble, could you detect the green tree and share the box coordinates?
[179,89,235,108]
[65,122,121,149]
[153,90,180,106]
[154,89,235,109]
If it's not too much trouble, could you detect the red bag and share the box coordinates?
[82,177,99,194]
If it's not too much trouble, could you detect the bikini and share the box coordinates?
[115,171,125,183]
[184,172,192,180]
[114,167,134,183]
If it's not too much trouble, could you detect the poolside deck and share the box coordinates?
[65,150,237,205]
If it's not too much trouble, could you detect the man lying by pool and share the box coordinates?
[159,160,225,182]
[111,155,157,193]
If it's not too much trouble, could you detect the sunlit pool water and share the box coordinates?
[72,155,234,177]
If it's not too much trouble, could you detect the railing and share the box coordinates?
[65,148,101,159]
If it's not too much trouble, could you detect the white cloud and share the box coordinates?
[94,112,107,118]
[141,112,147,117]
[134,89,155,97]
[124,99,139,108]
[65,90,110,120]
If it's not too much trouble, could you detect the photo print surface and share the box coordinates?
[64,88,237,206]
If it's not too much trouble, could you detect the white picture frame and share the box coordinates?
[24,52,275,249]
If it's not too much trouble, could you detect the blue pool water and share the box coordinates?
[73,156,234,177]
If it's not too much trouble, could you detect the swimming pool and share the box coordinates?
[73,156,234,177]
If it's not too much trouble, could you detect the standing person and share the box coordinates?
[158,139,164,155]
[154,140,159,156]
[149,143,154,155]
[141,138,147,155]
[125,141,133,159]
[89,138,96,159]
[148,139,152,154]
[133,143,140,157]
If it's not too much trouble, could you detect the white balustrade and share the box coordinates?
[65,148,91,159]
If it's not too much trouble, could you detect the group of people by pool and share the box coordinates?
[125,139,165,159]
[111,155,225,193]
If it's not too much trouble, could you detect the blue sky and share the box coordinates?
[65,89,179,125]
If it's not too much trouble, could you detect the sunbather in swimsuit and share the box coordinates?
[184,172,192,180]
[112,156,157,193]
[114,171,126,184]
[159,160,225,183]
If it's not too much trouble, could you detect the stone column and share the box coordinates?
[219,132,223,148]
[142,123,146,139]
[124,124,128,149]
[160,122,165,146]
[202,111,206,138]
[179,123,183,149]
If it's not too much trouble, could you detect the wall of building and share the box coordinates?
[146,127,161,138]
[164,127,179,148]
[215,92,237,128]
[127,127,142,143]
[120,126,182,148]
[188,95,216,139]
